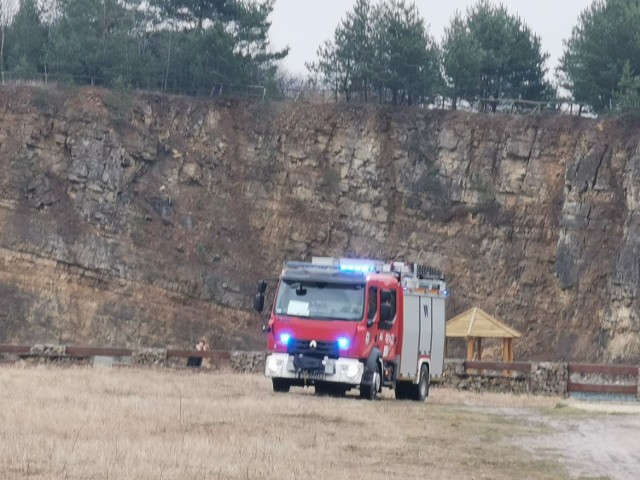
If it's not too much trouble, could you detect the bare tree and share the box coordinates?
[274,69,308,100]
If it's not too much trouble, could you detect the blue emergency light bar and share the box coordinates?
[284,257,383,274]
[339,264,374,273]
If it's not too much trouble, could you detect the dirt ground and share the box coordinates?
[517,401,640,480]
[437,394,640,480]
[0,366,638,480]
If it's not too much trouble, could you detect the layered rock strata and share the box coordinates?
[0,87,638,360]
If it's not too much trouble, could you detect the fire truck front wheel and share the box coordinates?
[359,368,381,400]
[272,378,291,393]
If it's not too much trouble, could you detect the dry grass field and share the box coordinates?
[0,365,635,480]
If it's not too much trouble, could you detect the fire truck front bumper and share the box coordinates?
[264,353,364,385]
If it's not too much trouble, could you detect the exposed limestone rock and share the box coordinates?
[0,87,639,360]
[179,162,202,184]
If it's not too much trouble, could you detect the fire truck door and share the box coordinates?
[399,294,420,377]
[418,296,433,362]
[378,289,399,360]
[430,297,446,376]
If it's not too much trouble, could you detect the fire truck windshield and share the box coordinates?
[274,280,365,321]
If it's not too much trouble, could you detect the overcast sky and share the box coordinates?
[268,0,594,78]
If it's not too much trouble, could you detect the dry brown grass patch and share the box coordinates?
[0,365,571,480]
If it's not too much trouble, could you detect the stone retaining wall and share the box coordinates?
[441,360,530,394]
[230,351,267,373]
[1,345,269,372]
[132,348,167,366]
[530,362,568,396]
[442,359,569,396]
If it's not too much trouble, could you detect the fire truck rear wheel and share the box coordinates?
[412,364,429,401]
[272,378,291,393]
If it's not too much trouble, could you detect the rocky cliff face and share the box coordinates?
[0,86,638,360]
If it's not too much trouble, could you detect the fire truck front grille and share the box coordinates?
[288,339,339,359]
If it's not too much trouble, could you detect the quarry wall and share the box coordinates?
[0,86,639,361]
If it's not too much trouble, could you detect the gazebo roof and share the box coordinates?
[446,307,522,339]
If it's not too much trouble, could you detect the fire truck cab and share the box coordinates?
[254,257,447,401]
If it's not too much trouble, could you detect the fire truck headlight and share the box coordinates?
[337,337,350,350]
[266,356,284,374]
[341,363,361,380]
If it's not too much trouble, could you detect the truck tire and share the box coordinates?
[272,378,291,393]
[411,364,429,401]
[359,368,381,400]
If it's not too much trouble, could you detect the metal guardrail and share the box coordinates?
[464,360,532,373]
[0,344,231,361]
[65,347,134,357]
[568,383,637,395]
[568,362,639,396]
[166,349,231,360]
[568,363,639,377]
[0,345,30,354]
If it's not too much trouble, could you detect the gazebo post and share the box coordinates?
[502,338,508,375]
[466,337,474,373]
[508,338,514,362]
[466,337,474,360]
[502,338,509,362]
[476,338,482,360]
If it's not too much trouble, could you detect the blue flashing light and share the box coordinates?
[442,290,449,297]
[339,264,373,273]
[337,336,350,350]
[279,333,291,345]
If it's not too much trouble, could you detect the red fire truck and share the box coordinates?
[254,257,447,401]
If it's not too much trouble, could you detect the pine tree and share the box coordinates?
[559,0,640,113]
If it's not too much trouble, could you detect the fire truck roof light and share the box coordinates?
[339,264,373,273]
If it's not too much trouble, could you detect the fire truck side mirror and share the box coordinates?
[256,280,267,294]
[254,293,265,313]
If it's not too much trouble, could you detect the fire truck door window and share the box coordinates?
[380,290,397,325]
[367,287,378,323]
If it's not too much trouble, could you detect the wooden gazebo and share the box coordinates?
[446,307,522,362]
